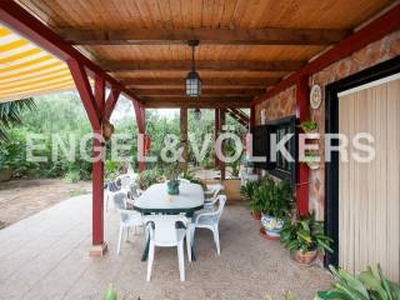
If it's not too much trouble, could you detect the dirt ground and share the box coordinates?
[0,179,91,229]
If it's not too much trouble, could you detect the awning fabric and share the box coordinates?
[0,24,76,102]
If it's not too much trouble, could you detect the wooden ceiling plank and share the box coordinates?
[60,28,349,45]
[104,60,305,72]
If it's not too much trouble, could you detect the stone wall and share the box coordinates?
[254,30,400,219]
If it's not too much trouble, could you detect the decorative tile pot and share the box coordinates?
[261,213,284,237]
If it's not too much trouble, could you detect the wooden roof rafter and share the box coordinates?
[103,60,305,72]
[59,28,349,46]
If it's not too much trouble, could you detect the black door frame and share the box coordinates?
[324,55,400,267]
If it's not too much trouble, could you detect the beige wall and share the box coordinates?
[254,30,400,219]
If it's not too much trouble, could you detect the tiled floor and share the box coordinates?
[0,195,332,300]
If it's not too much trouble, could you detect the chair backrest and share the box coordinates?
[129,183,142,198]
[106,180,119,192]
[211,184,223,199]
[214,195,227,222]
[143,215,188,247]
[116,174,132,189]
[113,192,127,210]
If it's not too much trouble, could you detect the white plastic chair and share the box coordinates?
[116,174,133,190]
[105,181,129,211]
[190,195,227,256]
[113,192,142,255]
[204,184,223,209]
[143,215,191,282]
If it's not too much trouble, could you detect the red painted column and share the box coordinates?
[296,76,310,215]
[138,107,146,172]
[68,60,108,255]
[92,75,106,250]
[214,109,220,168]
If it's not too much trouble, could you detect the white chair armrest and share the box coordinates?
[193,211,218,225]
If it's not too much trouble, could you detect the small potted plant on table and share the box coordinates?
[165,163,182,195]
[280,211,333,266]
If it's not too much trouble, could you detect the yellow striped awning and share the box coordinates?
[0,24,76,102]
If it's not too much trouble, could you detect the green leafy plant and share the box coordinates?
[0,98,36,141]
[280,211,333,254]
[261,178,295,219]
[104,284,117,300]
[105,159,119,180]
[299,121,318,132]
[240,180,257,201]
[317,264,400,300]
[63,169,81,184]
[135,168,164,190]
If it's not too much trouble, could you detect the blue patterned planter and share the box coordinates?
[261,213,284,237]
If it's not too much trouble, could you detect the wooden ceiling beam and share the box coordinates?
[121,77,278,87]
[143,98,251,109]
[60,28,349,46]
[104,60,305,72]
[134,88,264,96]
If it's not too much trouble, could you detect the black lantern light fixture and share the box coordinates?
[185,40,201,97]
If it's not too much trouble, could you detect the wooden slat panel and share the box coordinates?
[338,78,400,282]
[18,0,391,31]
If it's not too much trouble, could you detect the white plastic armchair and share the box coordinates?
[105,181,129,211]
[142,214,191,282]
[190,195,227,256]
[113,192,143,254]
[204,184,223,209]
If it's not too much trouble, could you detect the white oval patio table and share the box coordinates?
[133,182,204,261]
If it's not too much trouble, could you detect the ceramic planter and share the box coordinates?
[167,180,180,195]
[292,249,319,266]
[261,213,284,237]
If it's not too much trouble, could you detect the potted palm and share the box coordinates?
[260,178,295,238]
[280,211,333,266]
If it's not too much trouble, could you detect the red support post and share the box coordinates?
[220,109,226,180]
[135,105,146,172]
[67,60,107,256]
[215,109,221,167]
[104,87,121,120]
[296,76,310,216]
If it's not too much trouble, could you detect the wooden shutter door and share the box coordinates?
[338,77,400,282]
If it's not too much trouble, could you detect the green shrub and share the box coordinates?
[135,168,164,190]
[63,169,81,183]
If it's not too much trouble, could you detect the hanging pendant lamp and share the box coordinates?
[185,40,202,97]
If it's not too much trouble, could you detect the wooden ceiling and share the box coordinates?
[16,0,394,108]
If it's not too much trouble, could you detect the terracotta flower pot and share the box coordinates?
[292,249,319,266]
[250,210,261,220]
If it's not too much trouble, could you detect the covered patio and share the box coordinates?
[1,0,400,298]
[0,195,331,299]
